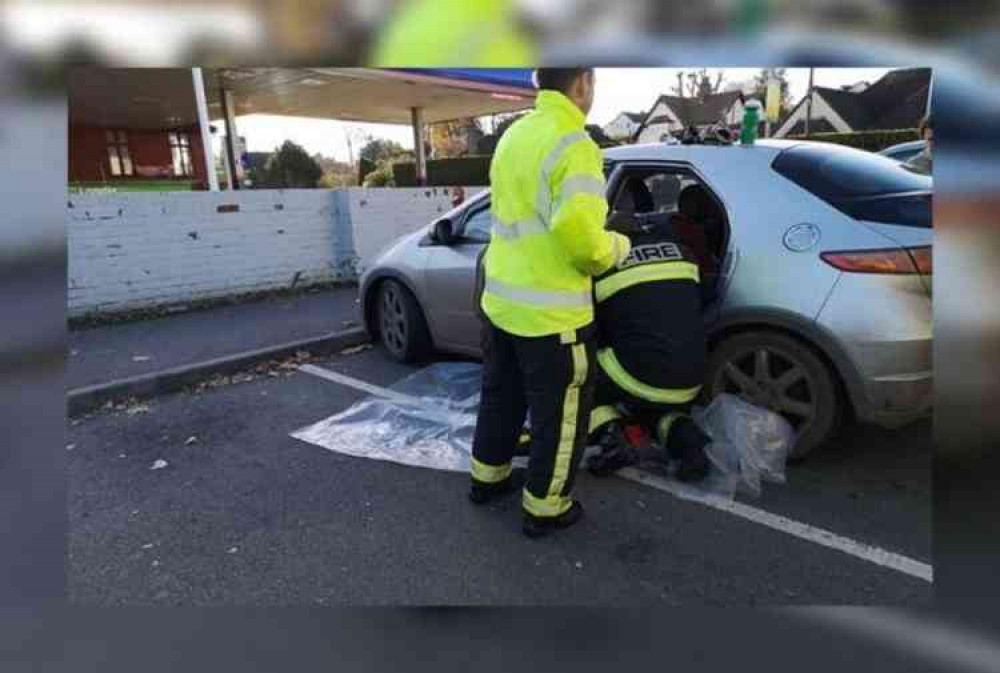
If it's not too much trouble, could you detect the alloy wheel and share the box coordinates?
[711,345,817,437]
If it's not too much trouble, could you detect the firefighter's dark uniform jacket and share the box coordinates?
[589,221,707,433]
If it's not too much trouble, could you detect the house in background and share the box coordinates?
[774,68,930,137]
[634,90,746,143]
[602,111,644,142]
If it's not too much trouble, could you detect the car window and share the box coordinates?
[773,144,932,228]
[774,143,930,198]
[462,205,492,243]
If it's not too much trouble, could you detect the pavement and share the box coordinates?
[68,343,932,605]
[68,288,361,390]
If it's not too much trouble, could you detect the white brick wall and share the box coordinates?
[350,186,486,274]
[68,186,484,317]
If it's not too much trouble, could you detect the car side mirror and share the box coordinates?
[433,218,456,245]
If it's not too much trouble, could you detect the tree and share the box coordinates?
[258,141,323,188]
[430,118,485,158]
[670,69,726,98]
[359,137,407,164]
[356,137,414,186]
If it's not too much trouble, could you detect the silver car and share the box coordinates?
[880,140,927,163]
[360,140,932,458]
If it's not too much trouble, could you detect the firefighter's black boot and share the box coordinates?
[586,421,638,477]
[522,501,585,539]
[662,415,711,483]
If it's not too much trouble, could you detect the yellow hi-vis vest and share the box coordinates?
[482,91,631,337]
[369,0,535,67]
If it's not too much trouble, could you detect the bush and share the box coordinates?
[363,161,397,187]
[258,140,323,188]
[786,129,919,152]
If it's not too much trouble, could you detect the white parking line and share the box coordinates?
[299,363,933,584]
[617,468,932,583]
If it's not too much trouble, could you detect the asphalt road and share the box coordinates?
[68,347,932,605]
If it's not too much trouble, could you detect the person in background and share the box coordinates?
[905,114,933,175]
[469,68,631,539]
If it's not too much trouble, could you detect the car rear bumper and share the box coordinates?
[816,273,933,427]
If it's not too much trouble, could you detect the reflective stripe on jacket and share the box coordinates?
[482,90,631,337]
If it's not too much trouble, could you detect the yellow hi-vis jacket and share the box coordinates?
[369,0,535,67]
[482,90,631,337]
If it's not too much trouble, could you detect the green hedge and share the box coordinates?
[393,155,492,187]
[786,129,919,152]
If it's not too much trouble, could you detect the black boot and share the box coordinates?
[468,470,523,505]
[586,421,638,477]
[664,417,711,483]
[522,501,585,539]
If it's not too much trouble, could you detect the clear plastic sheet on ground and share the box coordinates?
[292,362,792,500]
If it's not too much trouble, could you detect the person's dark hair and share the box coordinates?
[919,114,932,137]
[534,68,593,94]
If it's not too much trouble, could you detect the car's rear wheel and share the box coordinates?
[376,279,432,363]
[706,331,841,461]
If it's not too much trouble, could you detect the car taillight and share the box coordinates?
[820,247,931,275]
[907,246,933,274]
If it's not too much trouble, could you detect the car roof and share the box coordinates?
[603,139,804,162]
[880,140,925,153]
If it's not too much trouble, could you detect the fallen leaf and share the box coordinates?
[339,344,372,356]
[150,459,169,470]
[126,404,150,416]
[227,547,239,554]
[142,543,155,550]
[575,561,584,569]
[132,355,152,362]
[66,444,75,451]
[185,436,198,445]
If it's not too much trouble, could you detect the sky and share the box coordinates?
[231,68,892,162]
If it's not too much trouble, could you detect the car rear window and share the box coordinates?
[773,143,932,228]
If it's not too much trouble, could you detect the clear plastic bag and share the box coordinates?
[293,364,792,500]
[291,362,484,473]
[691,393,793,498]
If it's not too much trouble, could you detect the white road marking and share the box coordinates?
[298,363,933,584]
[298,363,424,406]
[617,467,932,583]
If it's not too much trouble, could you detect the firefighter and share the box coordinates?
[585,202,712,482]
[469,68,631,539]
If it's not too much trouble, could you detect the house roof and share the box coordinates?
[639,90,743,133]
[812,68,931,131]
[622,111,645,123]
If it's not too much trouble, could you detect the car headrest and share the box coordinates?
[678,184,715,219]
[615,176,655,214]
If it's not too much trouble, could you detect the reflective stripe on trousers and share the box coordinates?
[522,342,588,518]
[470,456,513,485]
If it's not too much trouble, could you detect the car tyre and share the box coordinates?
[706,331,841,461]
[376,279,432,363]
